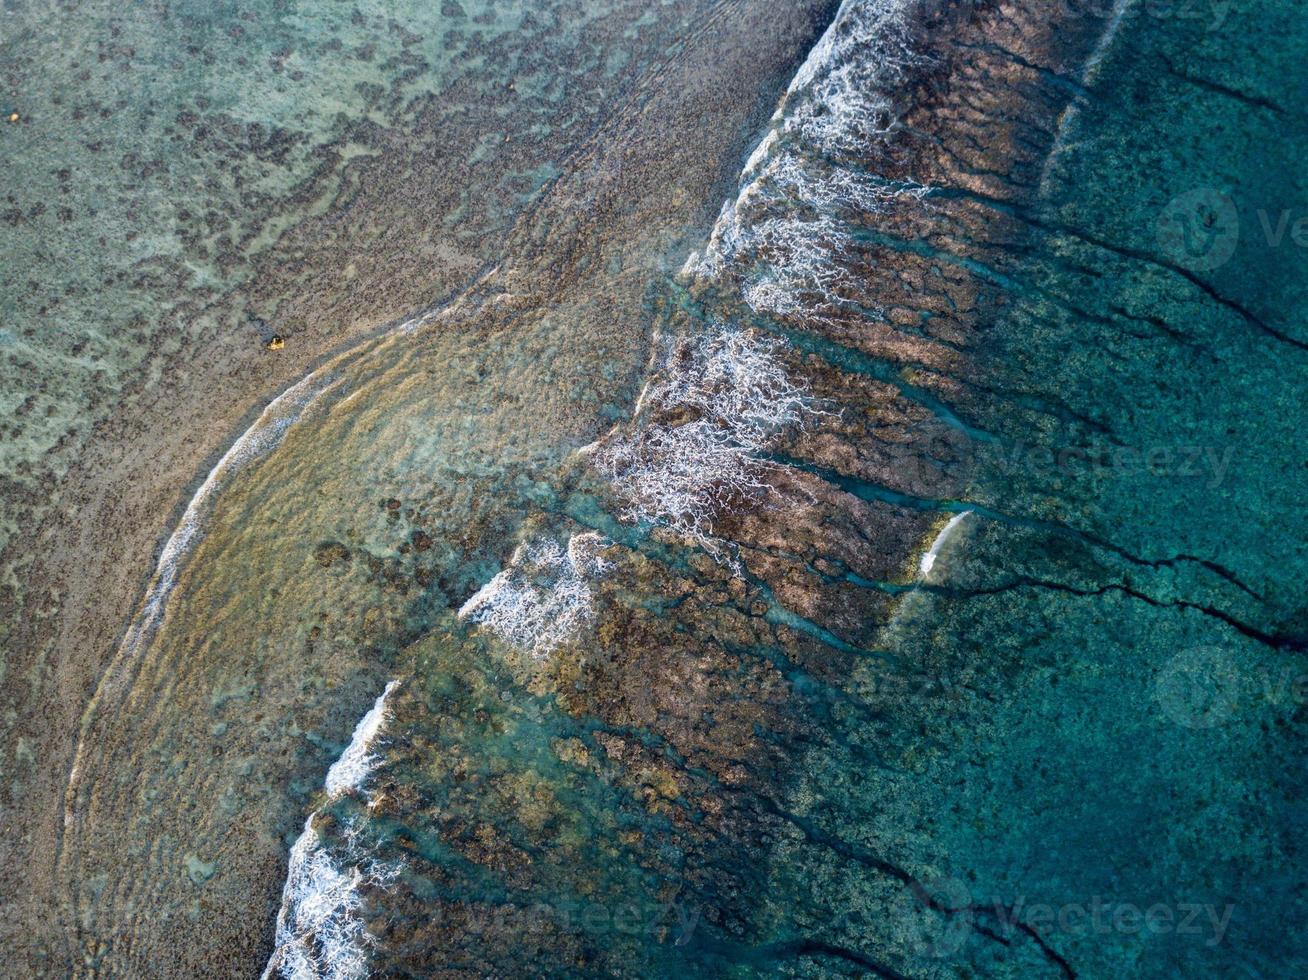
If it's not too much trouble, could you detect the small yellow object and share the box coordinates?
[8,113,18,123]
[266,335,285,351]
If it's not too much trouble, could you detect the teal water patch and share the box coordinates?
[752,1,1308,976]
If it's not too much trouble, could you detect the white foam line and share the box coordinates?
[458,532,610,658]
[684,0,928,288]
[1082,0,1137,79]
[62,367,342,834]
[918,510,971,579]
[786,0,865,96]
[762,0,917,148]
[126,370,337,666]
[261,819,371,980]
[263,679,400,980]
[73,308,433,729]
[741,128,780,181]
[1039,0,1138,189]
[727,0,863,192]
[324,680,399,798]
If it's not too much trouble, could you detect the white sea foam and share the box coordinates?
[918,510,971,578]
[693,154,931,318]
[741,214,857,318]
[324,681,399,798]
[763,153,931,217]
[458,532,610,658]
[684,0,931,317]
[743,0,924,194]
[263,821,373,980]
[632,3,939,565]
[263,681,400,980]
[594,328,811,556]
[785,0,919,123]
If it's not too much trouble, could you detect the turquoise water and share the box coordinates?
[20,0,1308,976]
[746,2,1308,977]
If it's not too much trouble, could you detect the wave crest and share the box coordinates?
[458,532,611,658]
[594,328,813,557]
[263,682,399,980]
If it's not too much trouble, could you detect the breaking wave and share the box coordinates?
[918,510,971,578]
[685,0,931,325]
[600,0,932,560]
[593,327,813,555]
[324,681,399,798]
[262,681,400,980]
[458,532,611,658]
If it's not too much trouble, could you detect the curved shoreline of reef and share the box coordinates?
[47,3,844,975]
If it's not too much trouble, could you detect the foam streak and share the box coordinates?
[262,681,399,980]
